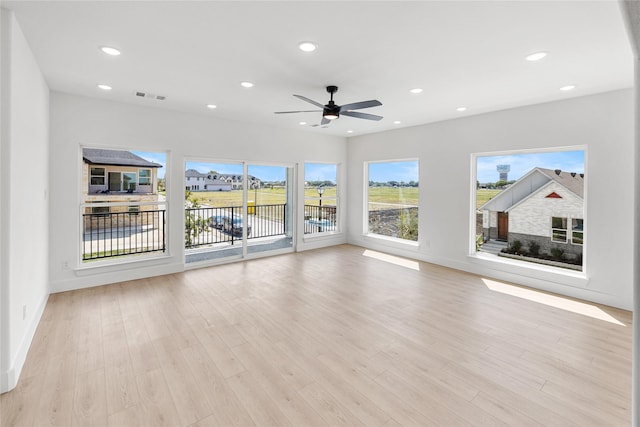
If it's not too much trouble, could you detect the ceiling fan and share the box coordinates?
[275,85,383,126]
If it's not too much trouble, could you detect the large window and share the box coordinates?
[304,163,338,234]
[366,160,419,242]
[475,149,585,271]
[81,148,167,263]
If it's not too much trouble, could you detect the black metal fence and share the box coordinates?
[185,204,287,249]
[304,205,337,234]
[82,209,166,261]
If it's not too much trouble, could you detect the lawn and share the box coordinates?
[189,187,500,210]
[476,189,502,209]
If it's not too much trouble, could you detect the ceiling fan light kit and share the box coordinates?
[275,85,383,127]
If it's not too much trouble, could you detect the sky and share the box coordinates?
[476,150,585,183]
[305,163,337,183]
[132,151,166,179]
[368,161,419,183]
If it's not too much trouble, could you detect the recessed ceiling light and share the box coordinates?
[409,88,423,94]
[100,46,121,56]
[525,51,548,62]
[560,85,576,91]
[393,120,401,125]
[240,81,254,88]
[456,107,467,112]
[347,130,354,134]
[299,121,307,125]
[97,84,112,91]
[298,42,317,52]
[206,104,217,109]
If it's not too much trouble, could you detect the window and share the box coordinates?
[90,167,105,185]
[91,205,110,215]
[572,218,584,245]
[123,172,136,191]
[366,160,419,242]
[475,148,585,271]
[551,217,568,243]
[304,163,338,234]
[139,169,151,185]
[81,148,167,263]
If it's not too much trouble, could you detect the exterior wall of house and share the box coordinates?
[83,163,157,195]
[482,210,498,240]
[508,181,583,237]
[507,181,583,259]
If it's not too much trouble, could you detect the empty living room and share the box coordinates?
[2,1,640,426]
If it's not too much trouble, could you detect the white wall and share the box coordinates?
[49,92,347,292]
[0,9,50,393]
[347,89,634,310]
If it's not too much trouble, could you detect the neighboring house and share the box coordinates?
[82,148,163,217]
[185,169,260,191]
[84,148,162,196]
[480,167,584,258]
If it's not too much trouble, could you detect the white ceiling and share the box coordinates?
[4,1,634,137]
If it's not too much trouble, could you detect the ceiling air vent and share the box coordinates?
[134,91,166,101]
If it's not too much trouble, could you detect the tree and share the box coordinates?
[184,190,209,247]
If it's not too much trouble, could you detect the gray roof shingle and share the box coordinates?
[83,148,162,168]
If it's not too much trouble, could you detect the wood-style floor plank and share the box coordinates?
[0,244,632,426]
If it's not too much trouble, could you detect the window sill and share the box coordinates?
[363,233,420,250]
[469,251,588,288]
[74,252,172,275]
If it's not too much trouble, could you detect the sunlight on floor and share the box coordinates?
[481,278,626,326]
[362,249,420,271]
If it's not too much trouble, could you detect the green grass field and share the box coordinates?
[476,189,502,209]
[188,187,501,209]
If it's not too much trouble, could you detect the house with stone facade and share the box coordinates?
[480,167,584,259]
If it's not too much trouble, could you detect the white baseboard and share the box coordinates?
[1,290,49,393]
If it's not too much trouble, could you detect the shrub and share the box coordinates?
[550,248,565,260]
[510,240,522,253]
[528,241,540,256]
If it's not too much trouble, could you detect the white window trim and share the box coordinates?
[551,216,568,244]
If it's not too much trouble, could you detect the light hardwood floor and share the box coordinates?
[1,244,632,426]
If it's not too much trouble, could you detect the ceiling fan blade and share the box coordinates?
[320,117,331,126]
[293,94,325,109]
[274,110,321,114]
[341,111,383,121]
[339,99,382,111]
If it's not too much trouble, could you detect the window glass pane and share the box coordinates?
[552,217,567,229]
[367,160,419,241]
[475,149,584,271]
[139,169,151,185]
[82,148,166,263]
[304,163,338,234]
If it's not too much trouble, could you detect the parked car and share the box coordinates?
[222,216,251,237]
[208,215,224,229]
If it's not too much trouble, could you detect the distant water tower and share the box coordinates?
[497,164,510,181]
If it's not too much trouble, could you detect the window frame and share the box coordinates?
[90,167,105,186]
[138,168,151,185]
[551,216,568,243]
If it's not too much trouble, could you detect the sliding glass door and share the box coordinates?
[184,160,294,264]
[246,164,294,256]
